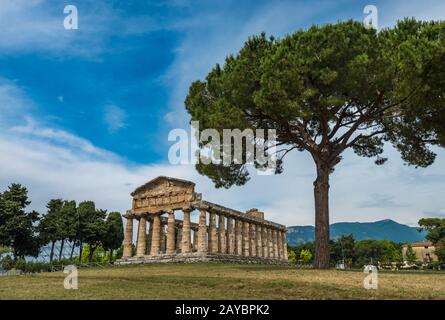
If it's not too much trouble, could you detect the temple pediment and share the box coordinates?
[131,176,200,214]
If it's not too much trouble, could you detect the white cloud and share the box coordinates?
[0,0,166,58]
[104,104,127,133]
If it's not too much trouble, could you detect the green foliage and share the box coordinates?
[77,201,107,262]
[287,250,297,263]
[185,19,445,187]
[405,245,417,264]
[330,234,355,266]
[102,212,124,263]
[185,19,445,268]
[299,249,313,263]
[418,218,445,263]
[0,184,40,259]
[80,244,115,264]
[0,246,11,256]
[0,255,14,270]
[353,240,402,266]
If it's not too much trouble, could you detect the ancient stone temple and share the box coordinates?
[117,176,288,264]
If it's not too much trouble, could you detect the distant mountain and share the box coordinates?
[286,219,427,245]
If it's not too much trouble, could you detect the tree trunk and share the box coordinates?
[313,164,330,269]
[79,242,83,263]
[49,241,55,262]
[109,249,113,264]
[69,242,75,260]
[89,245,96,263]
[59,239,65,261]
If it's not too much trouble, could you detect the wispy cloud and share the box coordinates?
[104,104,127,133]
[357,193,409,208]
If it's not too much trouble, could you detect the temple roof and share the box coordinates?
[131,176,195,196]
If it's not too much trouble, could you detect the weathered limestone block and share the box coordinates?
[235,219,242,255]
[175,226,182,253]
[146,220,153,255]
[249,224,256,257]
[166,211,176,254]
[150,214,161,256]
[209,212,218,254]
[160,224,166,253]
[181,210,192,253]
[262,227,268,258]
[273,229,279,259]
[123,217,133,257]
[136,216,147,256]
[218,214,226,254]
[256,225,262,257]
[193,229,198,251]
[198,209,207,254]
[268,228,273,258]
[282,231,288,261]
[277,230,283,260]
[226,217,235,255]
[242,221,250,256]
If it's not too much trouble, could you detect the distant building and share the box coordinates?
[402,242,438,263]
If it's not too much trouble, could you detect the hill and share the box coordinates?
[286,219,427,245]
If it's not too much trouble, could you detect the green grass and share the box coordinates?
[0,262,444,300]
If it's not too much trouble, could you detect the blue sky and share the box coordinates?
[0,0,444,227]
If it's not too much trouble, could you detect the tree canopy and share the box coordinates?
[0,184,40,259]
[185,19,445,268]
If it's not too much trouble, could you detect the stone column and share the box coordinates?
[277,230,283,260]
[268,228,274,258]
[242,221,250,256]
[226,217,235,255]
[218,214,226,254]
[150,214,161,256]
[136,216,147,256]
[235,219,243,255]
[160,223,166,253]
[273,229,279,259]
[193,229,198,251]
[181,209,192,254]
[146,219,153,255]
[123,217,133,257]
[256,224,262,258]
[198,209,207,254]
[262,227,269,258]
[282,231,288,261]
[166,211,176,254]
[249,223,256,257]
[208,211,218,254]
[175,226,182,253]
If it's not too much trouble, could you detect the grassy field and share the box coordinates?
[0,263,444,300]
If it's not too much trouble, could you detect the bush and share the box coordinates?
[14,258,26,271]
[0,255,14,271]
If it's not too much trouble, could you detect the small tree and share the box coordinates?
[102,212,124,264]
[405,245,417,264]
[299,249,313,264]
[58,200,77,260]
[0,184,40,260]
[79,203,107,263]
[331,234,355,267]
[38,199,63,262]
[288,250,297,263]
[419,218,445,263]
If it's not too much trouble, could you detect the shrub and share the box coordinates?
[0,255,14,271]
